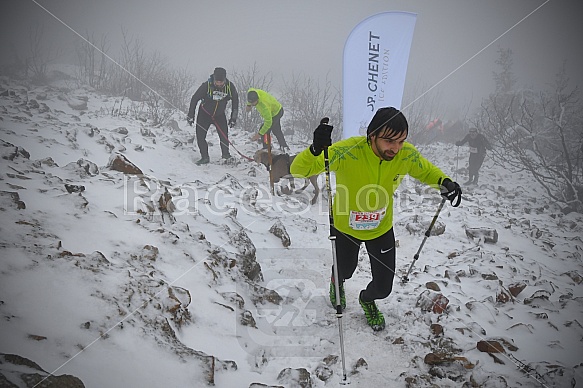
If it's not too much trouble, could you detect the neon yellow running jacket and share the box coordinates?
[246,88,282,135]
[290,136,450,240]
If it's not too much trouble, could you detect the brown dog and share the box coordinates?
[253,149,320,204]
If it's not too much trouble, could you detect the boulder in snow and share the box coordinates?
[0,353,86,387]
[465,227,498,243]
[107,153,143,175]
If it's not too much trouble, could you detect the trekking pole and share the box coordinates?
[401,196,447,283]
[320,117,349,385]
[266,134,275,195]
[455,146,459,182]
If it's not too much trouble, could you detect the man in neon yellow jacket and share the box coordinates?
[246,88,289,151]
[290,107,462,331]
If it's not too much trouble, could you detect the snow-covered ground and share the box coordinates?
[1,71,582,387]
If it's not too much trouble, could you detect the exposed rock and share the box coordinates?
[32,157,58,168]
[563,270,582,284]
[140,127,155,137]
[468,266,479,277]
[269,219,291,247]
[416,290,449,314]
[107,153,143,175]
[523,290,551,306]
[249,283,283,306]
[1,139,30,161]
[0,191,26,210]
[141,245,159,261]
[423,352,475,370]
[530,311,549,319]
[392,337,405,344]
[84,124,100,137]
[166,286,192,329]
[508,282,527,297]
[28,99,39,109]
[481,272,499,280]
[220,292,245,309]
[477,340,505,353]
[64,158,99,177]
[430,323,443,336]
[96,134,115,152]
[323,354,339,366]
[493,338,518,352]
[240,310,257,328]
[65,184,85,193]
[351,357,368,375]
[204,250,237,282]
[424,352,448,365]
[314,364,333,382]
[416,290,434,312]
[249,384,284,388]
[226,227,263,282]
[496,288,512,303]
[158,188,176,215]
[456,269,467,278]
[403,214,445,236]
[113,126,129,135]
[432,294,449,314]
[69,251,110,272]
[426,281,441,291]
[428,366,446,378]
[0,353,86,387]
[277,367,312,388]
[465,227,498,243]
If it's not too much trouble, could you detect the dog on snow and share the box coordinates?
[253,149,320,205]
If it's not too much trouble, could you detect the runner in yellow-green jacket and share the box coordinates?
[290,107,462,331]
[246,88,289,151]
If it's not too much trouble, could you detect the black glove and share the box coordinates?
[455,141,461,146]
[228,118,236,128]
[310,122,333,156]
[439,178,462,207]
[187,117,194,126]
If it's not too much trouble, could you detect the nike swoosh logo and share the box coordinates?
[380,247,394,254]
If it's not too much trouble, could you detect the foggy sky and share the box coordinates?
[1,0,582,116]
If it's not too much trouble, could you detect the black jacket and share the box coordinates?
[456,133,492,156]
[187,75,239,121]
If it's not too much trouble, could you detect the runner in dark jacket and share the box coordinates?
[187,67,239,165]
[456,128,492,184]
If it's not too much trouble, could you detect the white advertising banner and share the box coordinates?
[343,11,417,138]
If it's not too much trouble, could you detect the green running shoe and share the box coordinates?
[359,291,385,331]
[329,277,346,309]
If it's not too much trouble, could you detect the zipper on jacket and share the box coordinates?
[375,159,383,199]
[377,160,383,187]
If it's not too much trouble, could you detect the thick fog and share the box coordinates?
[1,0,582,114]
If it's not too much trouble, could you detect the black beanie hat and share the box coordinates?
[213,67,226,81]
[247,90,259,103]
